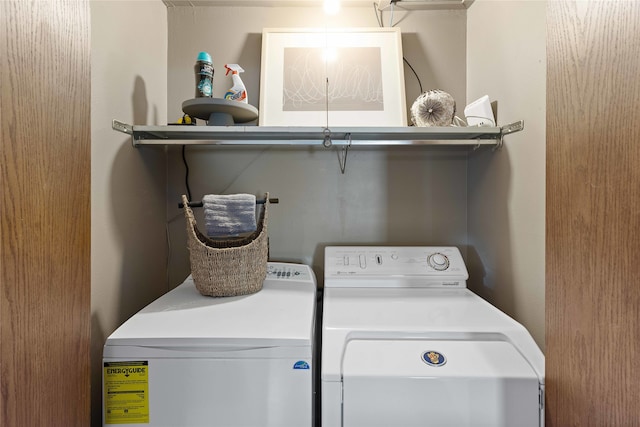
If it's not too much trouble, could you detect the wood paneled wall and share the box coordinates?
[1,1,91,425]
[546,2,640,425]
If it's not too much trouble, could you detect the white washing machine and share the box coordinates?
[103,262,316,427]
[321,246,545,427]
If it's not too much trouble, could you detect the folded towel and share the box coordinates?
[203,194,257,238]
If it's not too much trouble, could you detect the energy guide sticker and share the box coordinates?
[104,361,149,424]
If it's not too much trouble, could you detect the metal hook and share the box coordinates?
[337,133,352,174]
[497,135,504,151]
[493,133,504,152]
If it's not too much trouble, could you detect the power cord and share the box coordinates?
[372,2,423,96]
[403,57,423,94]
[182,144,192,201]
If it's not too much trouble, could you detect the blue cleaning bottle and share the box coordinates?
[194,52,214,98]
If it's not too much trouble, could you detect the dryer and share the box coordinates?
[103,262,316,427]
[321,246,544,427]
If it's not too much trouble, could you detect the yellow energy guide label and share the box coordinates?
[104,361,149,424]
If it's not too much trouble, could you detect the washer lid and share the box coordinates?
[106,263,316,349]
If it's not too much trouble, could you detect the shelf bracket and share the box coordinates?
[112,119,133,135]
[496,120,524,150]
[112,120,139,146]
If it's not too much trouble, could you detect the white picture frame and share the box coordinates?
[259,27,407,127]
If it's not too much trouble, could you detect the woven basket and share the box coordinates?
[182,193,269,297]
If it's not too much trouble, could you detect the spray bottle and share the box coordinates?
[224,64,248,103]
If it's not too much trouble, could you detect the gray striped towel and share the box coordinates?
[203,193,257,238]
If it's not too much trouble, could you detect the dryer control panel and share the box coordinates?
[324,246,468,288]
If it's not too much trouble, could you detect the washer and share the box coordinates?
[321,247,544,427]
[103,262,316,427]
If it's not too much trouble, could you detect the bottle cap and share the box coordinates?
[196,51,212,64]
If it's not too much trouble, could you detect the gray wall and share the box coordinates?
[90,1,168,425]
[166,5,470,286]
[466,0,546,349]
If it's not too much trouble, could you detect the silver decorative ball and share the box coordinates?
[410,90,456,127]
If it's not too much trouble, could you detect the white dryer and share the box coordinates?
[321,247,544,427]
[103,262,316,427]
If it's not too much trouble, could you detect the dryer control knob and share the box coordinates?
[428,253,450,271]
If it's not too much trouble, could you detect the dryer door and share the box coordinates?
[342,339,540,427]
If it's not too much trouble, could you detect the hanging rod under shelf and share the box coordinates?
[179,197,279,209]
[112,120,524,148]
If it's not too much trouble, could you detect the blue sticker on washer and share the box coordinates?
[293,361,310,370]
[422,351,447,367]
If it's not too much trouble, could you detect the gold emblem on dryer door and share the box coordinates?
[422,351,447,367]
